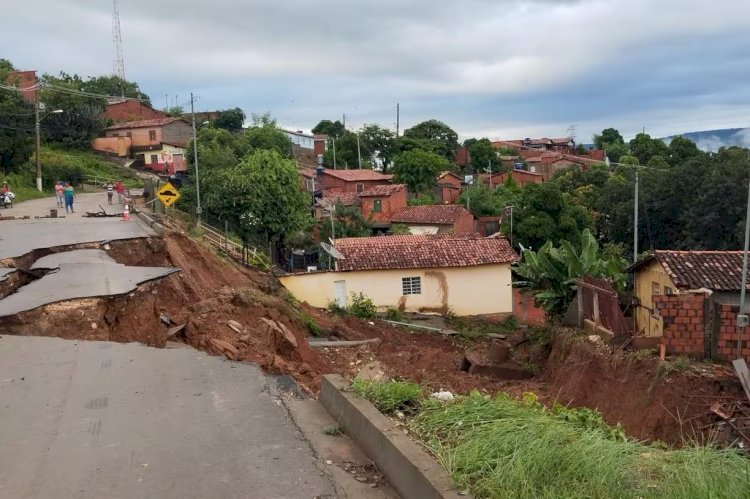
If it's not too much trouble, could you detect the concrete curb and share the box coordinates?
[320,374,465,499]
[136,211,165,236]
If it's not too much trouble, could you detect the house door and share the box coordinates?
[334,280,347,308]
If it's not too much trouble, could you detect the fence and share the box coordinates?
[197,219,269,270]
[576,276,630,337]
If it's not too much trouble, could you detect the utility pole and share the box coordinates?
[34,96,42,192]
[342,114,346,129]
[357,133,362,169]
[634,170,639,263]
[332,137,337,169]
[736,151,750,363]
[396,103,400,137]
[190,92,202,224]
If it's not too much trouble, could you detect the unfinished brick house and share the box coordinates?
[390,205,475,235]
[359,184,407,227]
[104,99,169,123]
[433,171,463,204]
[630,250,750,362]
[317,169,393,194]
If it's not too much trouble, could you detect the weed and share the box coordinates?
[327,300,347,316]
[630,348,657,361]
[528,325,553,346]
[384,307,404,321]
[299,312,323,337]
[322,424,342,436]
[348,292,376,320]
[351,379,422,413]
[520,361,540,375]
[188,226,205,239]
[657,356,693,379]
[411,391,750,499]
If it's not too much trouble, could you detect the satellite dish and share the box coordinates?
[321,242,345,260]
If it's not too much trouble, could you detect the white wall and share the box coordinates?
[279,263,513,316]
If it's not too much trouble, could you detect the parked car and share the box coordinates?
[169,172,187,188]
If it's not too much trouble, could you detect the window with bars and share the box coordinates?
[149,130,157,141]
[373,199,382,212]
[402,277,421,295]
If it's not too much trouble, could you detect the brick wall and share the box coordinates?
[653,293,705,357]
[716,304,750,361]
[360,189,407,225]
[161,121,193,147]
[105,100,168,123]
[319,175,389,194]
[5,70,36,103]
[453,210,475,234]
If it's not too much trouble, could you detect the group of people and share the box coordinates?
[53,181,77,213]
[104,180,126,206]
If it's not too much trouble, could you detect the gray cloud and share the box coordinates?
[2,0,750,140]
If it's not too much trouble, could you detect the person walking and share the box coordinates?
[115,180,125,204]
[63,181,75,213]
[105,182,114,205]
[54,181,64,208]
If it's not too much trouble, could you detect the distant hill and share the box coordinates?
[662,128,750,152]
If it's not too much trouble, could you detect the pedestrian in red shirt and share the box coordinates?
[115,180,125,204]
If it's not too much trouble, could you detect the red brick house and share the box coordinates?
[318,169,393,194]
[490,169,544,187]
[630,250,750,362]
[433,171,463,204]
[391,205,475,235]
[4,70,36,103]
[105,99,169,123]
[359,184,407,226]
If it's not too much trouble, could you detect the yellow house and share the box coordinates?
[279,234,518,316]
[630,250,746,337]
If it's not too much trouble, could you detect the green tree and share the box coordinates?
[165,105,184,117]
[242,114,292,158]
[203,149,311,247]
[359,124,396,172]
[392,148,450,194]
[465,138,500,173]
[619,154,640,165]
[214,107,246,131]
[667,136,702,166]
[512,182,592,250]
[647,155,669,168]
[604,142,629,163]
[459,183,519,218]
[37,73,107,149]
[312,119,345,138]
[629,133,668,165]
[320,202,371,243]
[514,229,627,316]
[593,128,624,150]
[403,119,459,160]
[80,75,151,105]
[0,89,34,175]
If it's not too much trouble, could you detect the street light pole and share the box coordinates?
[34,98,42,192]
[190,92,202,224]
[357,133,362,169]
[736,152,750,362]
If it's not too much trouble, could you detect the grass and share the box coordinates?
[411,391,750,499]
[351,379,422,413]
[384,306,404,321]
[447,314,524,339]
[2,171,51,203]
[322,424,342,436]
[657,356,693,379]
[299,311,323,337]
[38,146,142,188]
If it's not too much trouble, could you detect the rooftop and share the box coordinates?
[391,204,472,225]
[629,250,750,291]
[105,117,185,130]
[320,191,359,206]
[320,169,394,182]
[358,184,405,197]
[335,234,517,272]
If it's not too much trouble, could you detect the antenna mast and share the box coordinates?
[112,0,126,85]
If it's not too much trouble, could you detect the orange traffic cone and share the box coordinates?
[121,203,130,222]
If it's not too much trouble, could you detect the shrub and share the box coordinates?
[299,312,323,337]
[348,292,376,320]
[327,300,347,316]
[384,306,404,321]
[352,379,422,413]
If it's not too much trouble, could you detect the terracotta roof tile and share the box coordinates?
[358,184,405,197]
[637,250,749,291]
[320,169,394,182]
[390,205,472,225]
[321,191,360,206]
[335,234,517,271]
[105,117,185,130]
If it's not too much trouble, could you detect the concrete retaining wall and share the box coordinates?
[320,374,464,499]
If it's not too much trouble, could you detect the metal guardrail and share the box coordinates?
[196,220,269,270]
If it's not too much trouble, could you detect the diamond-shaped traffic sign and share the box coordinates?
[156,182,181,208]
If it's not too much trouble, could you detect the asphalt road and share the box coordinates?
[0,335,336,499]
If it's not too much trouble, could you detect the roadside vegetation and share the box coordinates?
[354,381,750,499]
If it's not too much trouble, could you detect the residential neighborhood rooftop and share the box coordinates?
[105,117,185,130]
[358,184,405,197]
[319,169,394,182]
[335,234,517,272]
[630,250,750,291]
[391,204,472,225]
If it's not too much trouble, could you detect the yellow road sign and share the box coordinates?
[156,182,181,208]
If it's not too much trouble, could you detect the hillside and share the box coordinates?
[663,127,750,151]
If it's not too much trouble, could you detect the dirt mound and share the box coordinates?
[541,334,744,445]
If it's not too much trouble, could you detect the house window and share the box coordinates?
[402,277,421,295]
[126,132,132,137]
[652,282,661,297]
[150,154,159,164]
[665,287,674,295]
[149,130,157,141]
[373,199,382,212]
[356,183,365,193]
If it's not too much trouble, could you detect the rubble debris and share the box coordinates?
[461,340,534,380]
[227,320,243,334]
[166,324,187,338]
[309,338,382,348]
[431,390,455,401]
[355,361,387,383]
[209,338,239,361]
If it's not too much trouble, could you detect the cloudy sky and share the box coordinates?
[3,0,750,142]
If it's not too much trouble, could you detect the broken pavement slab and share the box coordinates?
[0,268,16,282]
[0,217,156,260]
[0,249,179,317]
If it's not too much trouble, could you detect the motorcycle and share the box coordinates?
[1,191,14,209]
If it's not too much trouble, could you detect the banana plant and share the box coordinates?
[514,229,627,317]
